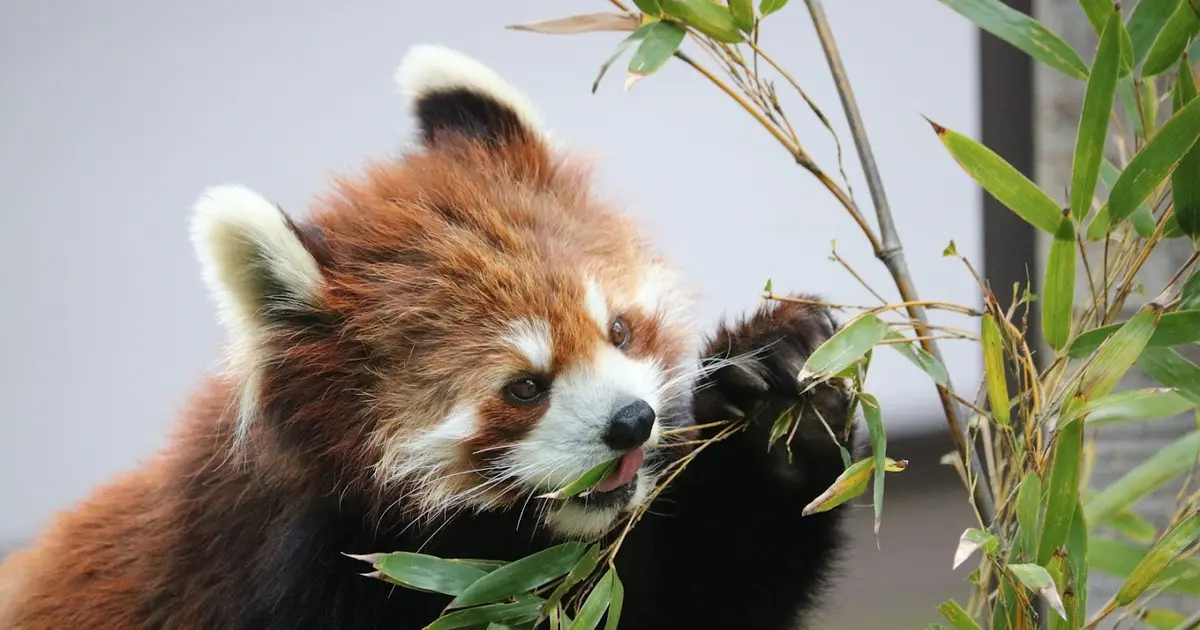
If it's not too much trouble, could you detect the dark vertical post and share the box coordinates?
[979,0,1039,351]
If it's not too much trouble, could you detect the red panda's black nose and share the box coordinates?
[603,400,656,451]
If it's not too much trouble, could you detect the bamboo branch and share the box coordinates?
[803,0,996,526]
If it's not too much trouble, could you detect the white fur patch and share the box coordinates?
[545,503,621,539]
[635,263,693,328]
[583,277,610,332]
[189,184,324,440]
[395,44,546,139]
[502,318,553,373]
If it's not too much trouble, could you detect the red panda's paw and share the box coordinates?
[693,296,852,441]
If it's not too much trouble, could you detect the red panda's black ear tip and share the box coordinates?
[394,44,550,149]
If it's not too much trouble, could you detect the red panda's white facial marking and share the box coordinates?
[190,44,703,540]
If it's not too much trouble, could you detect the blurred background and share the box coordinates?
[0,0,1134,627]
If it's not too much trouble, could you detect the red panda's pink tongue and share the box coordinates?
[593,449,645,493]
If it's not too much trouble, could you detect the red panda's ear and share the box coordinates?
[395,45,550,152]
[189,185,327,346]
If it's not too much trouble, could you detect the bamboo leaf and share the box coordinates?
[1009,563,1067,620]
[1127,0,1182,66]
[982,313,1012,427]
[884,332,951,387]
[537,459,620,500]
[632,0,663,14]
[861,392,888,537]
[797,313,890,383]
[1090,536,1200,595]
[1064,387,1199,426]
[1084,430,1200,526]
[1015,472,1043,561]
[605,569,624,630]
[659,0,745,42]
[542,543,602,613]
[449,542,588,609]
[625,20,687,88]
[425,599,544,630]
[759,0,788,17]
[1104,507,1159,544]
[1108,88,1200,223]
[930,119,1064,234]
[954,528,1001,569]
[1074,303,1162,401]
[1114,509,1200,606]
[1065,501,1089,623]
[938,599,984,630]
[1143,610,1188,629]
[592,27,651,93]
[1077,0,1110,34]
[349,551,487,596]
[1042,218,1077,350]
[1038,418,1083,565]
[571,568,615,630]
[1071,8,1123,222]
[1173,54,1200,239]
[801,456,907,516]
[1067,310,1200,358]
[1138,347,1200,403]
[729,0,755,32]
[1130,205,1158,238]
[507,12,642,35]
[935,0,1089,79]
[1181,266,1200,310]
[1142,0,1200,75]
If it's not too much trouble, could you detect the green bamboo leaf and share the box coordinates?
[1089,536,1200,595]
[953,528,1001,570]
[1114,509,1200,606]
[1067,310,1200,358]
[861,392,888,537]
[1042,218,1077,350]
[592,26,651,93]
[1074,303,1162,400]
[1065,501,1089,623]
[349,551,487,596]
[935,0,1089,79]
[1139,347,1200,403]
[1009,563,1067,620]
[1084,430,1200,526]
[538,458,619,500]
[542,543,602,613]
[1038,418,1083,565]
[1142,0,1200,75]
[884,332,951,387]
[1130,205,1158,237]
[425,599,544,630]
[632,0,663,14]
[1143,609,1188,629]
[605,569,624,630]
[729,0,755,32]
[938,599,984,630]
[1105,506,1159,544]
[1127,0,1181,66]
[626,20,687,87]
[981,314,1012,427]
[1108,96,1200,223]
[1062,387,1199,426]
[1078,0,1110,34]
[1070,8,1124,222]
[448,558,508,572]
[1015,472,1043,561]
[449,542,588,609]
[801,456,907,516]
[1181,266,1200,310]
[930,119,1064,234]
[759,0,788,17]
[571,568,615,630]
[659,0,745,42]
[798,313,890,383]
[1174,55,1200,239]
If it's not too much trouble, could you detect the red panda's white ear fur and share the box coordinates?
[395,44,551,148]
[189,184,325,438]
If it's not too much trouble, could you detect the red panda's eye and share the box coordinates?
[609,316,631,349]
[504,376,547,406]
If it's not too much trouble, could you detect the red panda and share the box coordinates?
[0,45,856,630]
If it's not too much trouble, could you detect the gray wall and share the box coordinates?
[0,0,982,560]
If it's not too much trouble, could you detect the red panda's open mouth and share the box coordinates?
[593,448,645,494]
